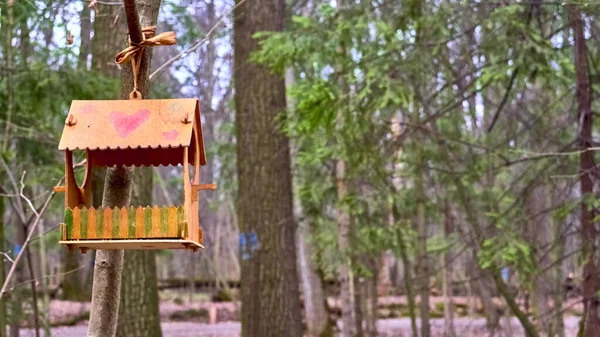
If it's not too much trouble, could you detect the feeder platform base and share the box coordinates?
[59,239,203,253]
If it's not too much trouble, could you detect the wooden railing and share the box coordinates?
[61,205,188,240]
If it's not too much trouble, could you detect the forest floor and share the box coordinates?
[15,296,583,336]
[19,317,581,337]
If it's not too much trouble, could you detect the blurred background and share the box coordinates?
[0,0,599,336]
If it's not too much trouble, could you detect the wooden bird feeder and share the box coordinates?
[55,99,215,253]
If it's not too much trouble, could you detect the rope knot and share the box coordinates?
[114,26,176,99]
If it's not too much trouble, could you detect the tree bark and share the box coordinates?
[0,2,12,335]
[116,169,162,337]
[91,3,127,77]
[443,200,456,337]
[38,220,51,336]
[115,0,162,334]
[549,189,565,337]
[0,198,5,337]
[334,0,355,335]
[233,0,303,335]
[412,2,430,334]
[78,4,92,70]
[87,168,131,337]
[88,1,161,336]
[571,5,599,337]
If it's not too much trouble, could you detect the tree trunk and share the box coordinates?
[78,4,92,70]
[91,3,127,77]
[116,168,162,337]
[38,220,51,336]
[88,1,162,336]
[10,216,25,337]
[4,3,18,336]
[443,200,456,337]
[412,2,430,333]
[571,5,598,337]
[362,259,378,337]
[0,198,5,337]
[391,211,418,337]
[296,222,329,337]
[63,247,90,301]
[4,0,14,150]
[354,275,364,337]
[529,184,549,332]
[25,239,40,337]
[233,0,303,335]
[87,168,131,337]
[412,97,430,337]
[416,196,430,337]
[549,189,565,337]
[334,0,355,335]
[337,158,355,337]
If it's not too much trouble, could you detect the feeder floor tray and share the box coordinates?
[59,239,204,252]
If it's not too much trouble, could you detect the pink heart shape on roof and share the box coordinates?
[162,129,180,141]
[109,109,151,138]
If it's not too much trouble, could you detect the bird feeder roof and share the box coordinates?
[58,99,206,167]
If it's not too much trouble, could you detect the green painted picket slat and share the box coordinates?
[80,207,88,239]
[64,208,73,240]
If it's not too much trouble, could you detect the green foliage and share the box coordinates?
[252,1,589,312]
[479,235,538,286]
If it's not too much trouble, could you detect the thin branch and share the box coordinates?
[1,265,86,297]
[0,156,26,224]
[0,182,59,300]
[19,171,39,218]
[149,0,246,80]
[0,253,14,264]
[487,67,520,132]
[123,0,143,44]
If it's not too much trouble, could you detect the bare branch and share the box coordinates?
[0,253,15,264]
[19,171,39,218]
[0,180,60,300]
[149,0,246,80]
[0,156,26,223]
[123,0,143,44]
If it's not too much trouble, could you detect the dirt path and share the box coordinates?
[19,317,581,337]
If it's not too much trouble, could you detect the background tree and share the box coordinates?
[234,0,304,335]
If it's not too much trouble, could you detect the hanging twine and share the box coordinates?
[115,26,176,99]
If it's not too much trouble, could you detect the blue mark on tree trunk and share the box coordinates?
[239,232,259,260]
